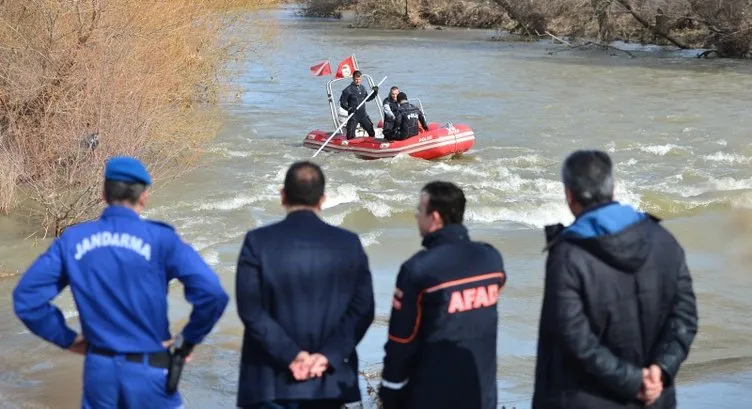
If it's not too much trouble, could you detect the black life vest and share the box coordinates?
[400,104,421,138]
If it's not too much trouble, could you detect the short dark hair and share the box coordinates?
[390,86,399,91]
[104,180,147,205]
[283,161,325,207]
[421,181,465,225]
[561,150,614,207]
[397,92,407,102]
[353,70,362,78]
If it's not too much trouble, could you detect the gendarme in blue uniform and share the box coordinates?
[13,156,229,409]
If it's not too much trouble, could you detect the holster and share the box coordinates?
[165,339,194,394]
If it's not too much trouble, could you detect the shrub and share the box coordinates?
[0,0,277,237]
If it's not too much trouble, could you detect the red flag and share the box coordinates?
[335,56,358,79]
[310,60,332,77]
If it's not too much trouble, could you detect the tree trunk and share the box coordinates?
[492,0,547,36]
[614,0,690,49]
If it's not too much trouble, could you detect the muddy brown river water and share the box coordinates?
[1,5,752,409]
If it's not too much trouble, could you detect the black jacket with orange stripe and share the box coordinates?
[379,224,506,409]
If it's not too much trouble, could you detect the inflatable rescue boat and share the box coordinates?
[303,74,475,160]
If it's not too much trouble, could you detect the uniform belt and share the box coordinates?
[89,345,171,369]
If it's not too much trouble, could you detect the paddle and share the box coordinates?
[312,76,387,158]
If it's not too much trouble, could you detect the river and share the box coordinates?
[1,5,752,408]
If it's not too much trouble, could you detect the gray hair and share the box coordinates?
[561,150,614,207]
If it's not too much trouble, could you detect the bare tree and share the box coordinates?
[690,0,752,58]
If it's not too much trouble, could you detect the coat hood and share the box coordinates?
[545,202,657,273]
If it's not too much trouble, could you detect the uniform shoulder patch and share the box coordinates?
[145,219,176,231]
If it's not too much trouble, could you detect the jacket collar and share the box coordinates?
[285,208,321,220]
[101,205,141,220]
[421,224,470,249]
[542,208,663,252]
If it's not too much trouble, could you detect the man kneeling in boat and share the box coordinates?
[389,92,428,141]
[382,86,401,139]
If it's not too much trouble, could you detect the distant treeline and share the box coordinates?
[301,0,752,58]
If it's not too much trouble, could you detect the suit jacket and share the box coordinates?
[235,209,375,407]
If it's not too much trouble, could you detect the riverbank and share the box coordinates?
[300,0,751,58]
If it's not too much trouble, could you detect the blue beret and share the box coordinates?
[104,156,152,186]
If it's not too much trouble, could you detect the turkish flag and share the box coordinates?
[310,60,332,76]
[335,56,358,79]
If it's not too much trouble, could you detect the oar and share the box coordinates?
[312,76,387,158]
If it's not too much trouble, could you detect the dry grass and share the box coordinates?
[0,0,277,237]
[0,145,22,214]
[300,0,352,18]
[355,0,416,28]
[352,0,508,28]
[419,0,507,28]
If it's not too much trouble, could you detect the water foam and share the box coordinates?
[198,194,266,211]
[359,230,383,248]
[322,208,354,226]
[708,177,752,192]
[465,203,574,229]
[207,146,254,158]
[638,144,685,156]
[702,152,752,165]
[323,184,363,209]
[203,249,220,266]
[363,201,396,218]
[149,144,746,239]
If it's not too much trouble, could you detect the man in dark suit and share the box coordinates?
[235,160,375,409]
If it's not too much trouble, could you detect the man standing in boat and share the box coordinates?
[390,92,428,141]
[339,70,379,139]
[382,86,400,139]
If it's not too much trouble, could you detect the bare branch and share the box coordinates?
[614,0,690,49]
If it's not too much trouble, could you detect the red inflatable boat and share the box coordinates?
[303,74,475,160]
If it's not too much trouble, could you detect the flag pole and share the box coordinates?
[312,76,387,159]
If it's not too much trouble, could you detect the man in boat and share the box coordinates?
[378,181,507,409]
[390,92,428,141]
[339,70,379,139]
[382,86,400,139]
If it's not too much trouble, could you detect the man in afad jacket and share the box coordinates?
[532,150,698,409]
[378,181,506,409]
